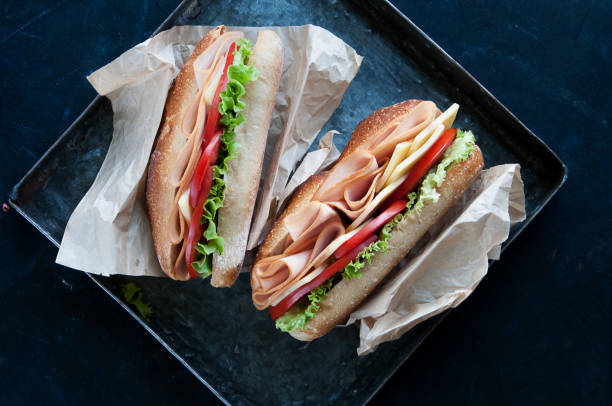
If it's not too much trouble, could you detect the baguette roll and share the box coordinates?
[147,26,225,281]
[147,27,283,283]
[252,99,484,339]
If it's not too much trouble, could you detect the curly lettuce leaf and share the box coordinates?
[121,282,152,321]
[276,275,340,332]
[191,38,258,278]
[275,299,309,332]
[342,213,404,280]
[408,129,476,214]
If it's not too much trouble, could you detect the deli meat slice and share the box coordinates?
[252,251,312,307]
[313,150,387,220]
[251,202,345,309]
[192,31,243,92]
[284,202,339,246]
[366,100,438,161]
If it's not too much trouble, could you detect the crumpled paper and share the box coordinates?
[348,164,526,355]
[278,130,340,209]
[56,25,362,276]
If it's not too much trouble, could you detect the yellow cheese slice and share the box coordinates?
[379,103,460,188]
[386,124,445,185]
[409,103,459,154]
[375,140,413,192]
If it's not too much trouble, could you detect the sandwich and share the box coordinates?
[146,26,283,286]
[251,100,484,340]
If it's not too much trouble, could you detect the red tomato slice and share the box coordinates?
[333,199,406,259]
[184,42,239,278]
[189,42,238,208]
[269,234,378,321]
[380,128,457,212]
[185,165,214,278]
[189,131,221,208]
[201,42,236,145]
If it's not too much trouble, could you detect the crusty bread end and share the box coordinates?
[212,30,284,287]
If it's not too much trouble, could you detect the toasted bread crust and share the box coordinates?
[212,30,284,287]
[146,26,225,280]
[289,146,484,340]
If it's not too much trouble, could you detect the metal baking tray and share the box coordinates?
[9,0,567,404]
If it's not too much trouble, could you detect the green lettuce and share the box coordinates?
[121,282,152,322]
[276,212,404,332]
[408,129,475,214]
[192,38,259,278]
[275,129,477,331]
[275,276,340,332]
[342,212,404,280]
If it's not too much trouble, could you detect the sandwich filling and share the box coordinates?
[250,101,477,331]
[168,30,259,279]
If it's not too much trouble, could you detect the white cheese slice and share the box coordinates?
[376,103,460,191]
[178,189,192,222]
[203,60,225,106]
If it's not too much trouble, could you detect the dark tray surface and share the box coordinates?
[6,0,572,405]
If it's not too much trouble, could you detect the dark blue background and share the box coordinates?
[1,0,610,404]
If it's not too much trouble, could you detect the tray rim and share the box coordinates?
[376,1,568,252]
[8,0,568,404]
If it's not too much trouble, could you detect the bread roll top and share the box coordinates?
[212,30,284,287]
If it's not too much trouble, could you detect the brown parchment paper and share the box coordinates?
[346,164,526,355]
[56,25,362,276]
